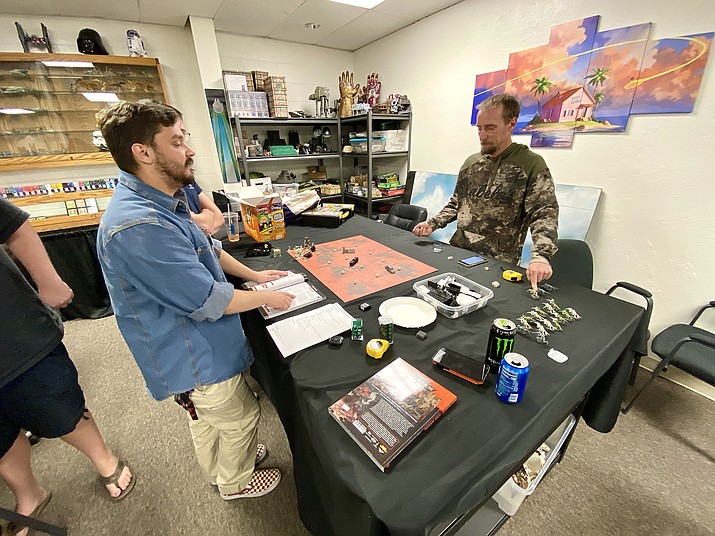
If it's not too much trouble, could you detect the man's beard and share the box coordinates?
[155,151,195,189]
[480,141,497,155]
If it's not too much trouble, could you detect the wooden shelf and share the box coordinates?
[0,152,116,172]
[9,189,114,232]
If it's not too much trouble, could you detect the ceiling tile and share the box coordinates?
[4,0,465,52]
[373,0,463,20]
[213,0,305,36]
[317,10,410,51]
[139,0,223,26]
[269,0,366,46]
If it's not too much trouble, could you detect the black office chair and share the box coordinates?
[621,300,715,413]
[550,239,594,288]
[606,282,653,387]
[383,203,427,232]
[550,240,653,386]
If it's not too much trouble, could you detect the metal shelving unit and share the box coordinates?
[232,116,342,191]
[339,111,412,218]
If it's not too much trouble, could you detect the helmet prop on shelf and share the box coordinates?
[77,28,109,55]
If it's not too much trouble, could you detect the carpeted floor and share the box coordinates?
[1,316,713,536]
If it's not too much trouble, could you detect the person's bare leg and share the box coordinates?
[61,410,132,497]
[0,432,49,536]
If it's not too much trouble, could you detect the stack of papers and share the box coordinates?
[266,303,354,358]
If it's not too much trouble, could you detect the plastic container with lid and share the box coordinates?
[349,137,386,154]
[412,273,493,319]
[493,414,577,516]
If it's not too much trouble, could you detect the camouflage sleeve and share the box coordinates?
[427,187,458,230]
[525,167,559,261]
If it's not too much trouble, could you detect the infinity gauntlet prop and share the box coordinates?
[339,71,359,117]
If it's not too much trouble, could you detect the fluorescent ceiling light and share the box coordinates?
[328,0,386,8]
[0,108,35,115]
[42,61,95,68]
[81,92,120,102]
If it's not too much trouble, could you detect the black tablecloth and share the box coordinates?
[40,226,112,320]
[228,216,643,536]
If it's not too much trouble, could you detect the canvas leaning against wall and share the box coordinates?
[469,16,713,148]
[409,171,601,267]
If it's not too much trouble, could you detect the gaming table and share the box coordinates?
[227,215,643,536]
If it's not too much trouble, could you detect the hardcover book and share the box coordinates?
[328,358,457,471]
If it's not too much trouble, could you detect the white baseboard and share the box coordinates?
[638,355,715,402]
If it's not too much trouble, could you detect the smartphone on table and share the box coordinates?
[432,347,490,385]
[458,255,487,267]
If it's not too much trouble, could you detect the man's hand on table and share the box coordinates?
[412,222,433,238]
[527,259,553,291]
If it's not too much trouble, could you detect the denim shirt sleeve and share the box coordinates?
[106,221,233,322]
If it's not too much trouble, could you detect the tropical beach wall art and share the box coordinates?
[470,16,713,148]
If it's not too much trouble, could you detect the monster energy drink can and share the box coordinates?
[485,318,516,373]
[378,315,394,345]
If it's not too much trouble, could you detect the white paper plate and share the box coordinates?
[379,297,437,328]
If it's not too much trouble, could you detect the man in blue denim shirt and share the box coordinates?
[96,100,293,500]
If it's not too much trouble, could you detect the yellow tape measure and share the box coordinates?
[366,339,390,359]
[502,269,523,282]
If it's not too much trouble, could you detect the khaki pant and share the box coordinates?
[187,372,260,494]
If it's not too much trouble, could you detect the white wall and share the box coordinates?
[217,32,352,116]
[216,33,353,184]
[353,0,715,334]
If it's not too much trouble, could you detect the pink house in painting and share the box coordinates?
[541,86,596,122]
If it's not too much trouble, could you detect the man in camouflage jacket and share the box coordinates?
[413,94,558,287]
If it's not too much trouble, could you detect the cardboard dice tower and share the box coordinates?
[239,187,286,242]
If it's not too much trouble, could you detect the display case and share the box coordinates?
[0,52,167,172]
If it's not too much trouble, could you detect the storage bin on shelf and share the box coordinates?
[493,414,577,516]
[348,137,386,154]
[413,273,493,318]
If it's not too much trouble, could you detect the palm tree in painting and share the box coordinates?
[531,76,554,118]
[594,91,605,109]
[585,67,611,93]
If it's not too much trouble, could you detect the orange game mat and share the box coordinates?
[288,235,436,303]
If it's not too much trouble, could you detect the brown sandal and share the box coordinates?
[100,460,136,501]
[5,491,52,535]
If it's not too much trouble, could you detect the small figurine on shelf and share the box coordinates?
[126,30,147,57]
[309,86,330,117]
[15,22,53,53]
[388,93,411,113]
[92,130,108,151]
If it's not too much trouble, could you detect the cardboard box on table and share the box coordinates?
[239,187,286,242]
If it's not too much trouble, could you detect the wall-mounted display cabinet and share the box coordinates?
[0,52,167,172]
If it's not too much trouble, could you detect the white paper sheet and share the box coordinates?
[266,303,354,358]
[260,281,323,319]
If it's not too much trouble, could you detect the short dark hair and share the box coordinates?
[477,94,521,124]
[96,100,182,174]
